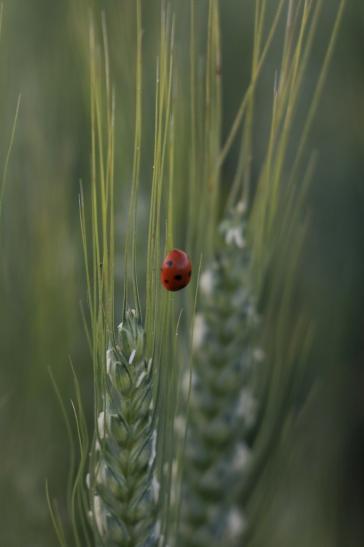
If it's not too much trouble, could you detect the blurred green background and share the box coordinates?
[0,1,362,546]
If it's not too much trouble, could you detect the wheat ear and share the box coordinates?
[179,204,264,547]
[87,309,159,547]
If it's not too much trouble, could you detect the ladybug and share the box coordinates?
[160,249,192,291]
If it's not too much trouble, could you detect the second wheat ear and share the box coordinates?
[179,205,265,547]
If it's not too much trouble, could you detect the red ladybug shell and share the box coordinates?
[160,249,192,291]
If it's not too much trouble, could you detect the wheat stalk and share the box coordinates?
[81,4,174,545]
[178,3,347,544]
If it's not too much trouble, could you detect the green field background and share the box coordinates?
[0,1,363,545]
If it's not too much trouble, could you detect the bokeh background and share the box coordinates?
[0,1,363,545]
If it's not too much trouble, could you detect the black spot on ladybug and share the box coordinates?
[188,271,191,276]
[165,279,169,283]
[174,274,182,280]
[167,260,173,267]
